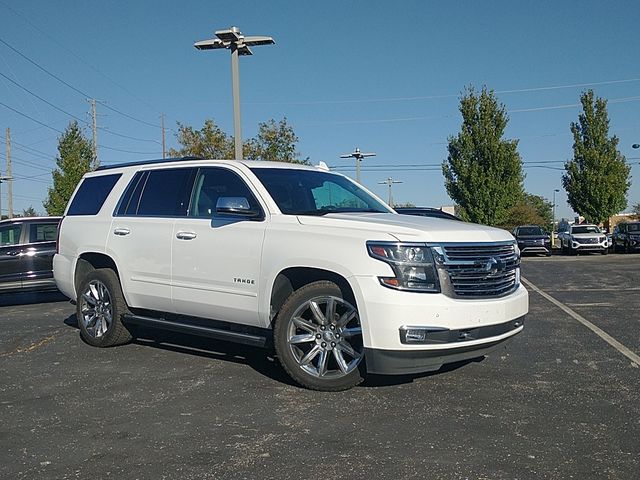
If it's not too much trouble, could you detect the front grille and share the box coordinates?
[437,242,520,298]
[574,237,599,244]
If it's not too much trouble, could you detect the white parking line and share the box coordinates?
[522,276,640,367]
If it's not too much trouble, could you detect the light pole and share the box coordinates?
[378,177,402,207]
[552,188,560,247]
[340,147,376,184]
[552,189,560,229]
[0,175,12,220]
[194,26,275,160]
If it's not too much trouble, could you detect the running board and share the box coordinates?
[123,314,268,348]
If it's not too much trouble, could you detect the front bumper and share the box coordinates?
[518,240,551,255]
[365,320,523,375]
[520,245,551,254]
[570,242,607,251]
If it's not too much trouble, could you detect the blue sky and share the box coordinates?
[1,0,639,220]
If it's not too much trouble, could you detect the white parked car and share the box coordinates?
[54,158,528,391]
[559,224,608,255]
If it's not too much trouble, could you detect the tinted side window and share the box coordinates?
[115,171,148,216]
[189,167,262,218]
[0,225,22,246]
[67,174,122,216]
[136,168,195,217]
[29,223,59,243]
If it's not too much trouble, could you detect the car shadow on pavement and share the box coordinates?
[61,314,482,389]
[0,290,68,307]
[362,357,486,388]
[62,314,296,387]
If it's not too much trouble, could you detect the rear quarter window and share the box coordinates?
[29,223,59,243]
[67,174,122,216]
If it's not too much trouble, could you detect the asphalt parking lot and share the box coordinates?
[1,254,639,480]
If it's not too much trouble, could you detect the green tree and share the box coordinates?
[244,118,308,164]
[22,206,38,217]
[442,86,524,225]
[562,90,631,224]
[500,194,553,232]
[43,121,96,215]
[169,117,308,163]
[168,119,234,159]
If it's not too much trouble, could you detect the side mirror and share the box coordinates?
[215,197,260,218]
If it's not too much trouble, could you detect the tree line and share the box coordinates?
[42,89,636,229]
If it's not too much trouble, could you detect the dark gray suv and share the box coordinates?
[0,217,61,293]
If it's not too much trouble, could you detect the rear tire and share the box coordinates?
[274,281,364,391]
[76,269,132,347]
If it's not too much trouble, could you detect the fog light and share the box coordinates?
[405,329,427,342]
[399,327,429,343]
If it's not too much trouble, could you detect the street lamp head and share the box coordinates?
[194,25,275,161]
[554,188,560,192]
[632,144,640,149]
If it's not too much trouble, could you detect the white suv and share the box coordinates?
[54,158,528,391]
[559,224,608,255]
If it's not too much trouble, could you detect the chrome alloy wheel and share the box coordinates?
[79,280,113,339]
[286,295,363,378]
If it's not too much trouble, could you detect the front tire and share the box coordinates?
[274,281,364,391]
[77,269,132,347]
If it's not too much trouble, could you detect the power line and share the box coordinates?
[246,78,640,106]
[302,96,640,127]
[0,70,161,143]
[0,69,86,122]
[0,138,52,160]
[99,144,160,155]
[0,36,164,131]
[0,102,160,155]
[0,0,160,112]
[0,101,63,133]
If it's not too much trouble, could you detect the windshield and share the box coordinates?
[251,167,391,215]
[628,223,640,232]
[572,226,600,234]
[516,226,544,236]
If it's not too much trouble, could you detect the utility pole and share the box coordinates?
[378,177,403,207]
[161,113,166,158]
[340,147,376,184]
[90,99,98,163]
[5,128,13,218]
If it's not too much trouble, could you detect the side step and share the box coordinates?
[123,314,268,348]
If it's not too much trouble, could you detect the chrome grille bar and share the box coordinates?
[434,242,520,298]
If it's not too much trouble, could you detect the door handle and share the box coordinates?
[113,228,131,236]
[176,231,197,240]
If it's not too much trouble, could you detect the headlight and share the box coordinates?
[367,242,440,292]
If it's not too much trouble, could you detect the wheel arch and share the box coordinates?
[75,252,120,293]
[268,267,357,328]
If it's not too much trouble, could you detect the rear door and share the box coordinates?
[0,223,24,290]
[108,167,196,312]
[20,221,59,285]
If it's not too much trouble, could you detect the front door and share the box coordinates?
[171,167,267,327]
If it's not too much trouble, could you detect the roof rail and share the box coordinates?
[95,156,206,171]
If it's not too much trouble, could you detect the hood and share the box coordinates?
[296,213,514,243]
